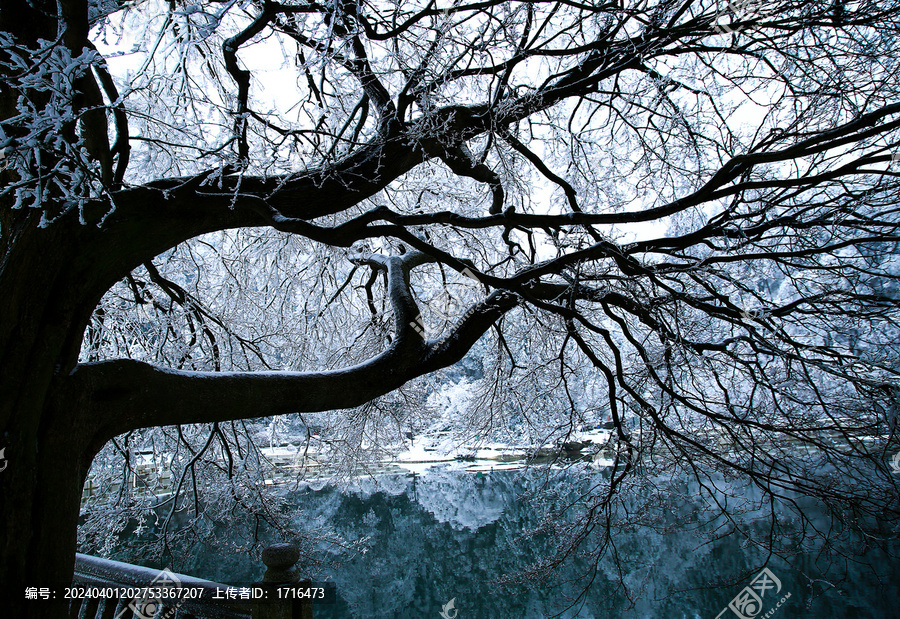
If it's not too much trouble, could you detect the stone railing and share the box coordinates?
[71,543,314,619]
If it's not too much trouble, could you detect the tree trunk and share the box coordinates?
[0,213,102,618]
[1,411,92,619]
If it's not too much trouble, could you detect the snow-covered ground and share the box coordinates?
[394,426,611,461]
[82,427,618,504]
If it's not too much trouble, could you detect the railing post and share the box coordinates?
[253,543,312,619]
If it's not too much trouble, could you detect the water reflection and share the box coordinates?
[109,463,900,618]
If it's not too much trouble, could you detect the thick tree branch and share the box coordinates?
[69,249,516,445]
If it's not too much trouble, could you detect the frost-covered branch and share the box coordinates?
[70,247,517,445]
